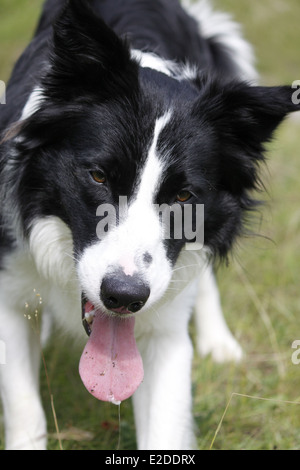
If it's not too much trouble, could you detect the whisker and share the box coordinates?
[172,263,201,273]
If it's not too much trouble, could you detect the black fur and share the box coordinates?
[0,0,299,265]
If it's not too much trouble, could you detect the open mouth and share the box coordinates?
[79,294,144,404]
[81,296,135,336]
[81,296,94,336]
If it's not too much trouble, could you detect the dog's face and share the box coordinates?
[7,0,298,323]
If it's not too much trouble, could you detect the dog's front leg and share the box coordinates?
[195,264,243,363]
[0,301,47,450]
[133,323,196,450]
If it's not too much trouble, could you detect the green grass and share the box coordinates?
[0,0,300,451]
[0,0,43,81]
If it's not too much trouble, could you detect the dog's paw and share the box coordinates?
[197,332,243,364]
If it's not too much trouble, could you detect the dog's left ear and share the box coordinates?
[195,81,299,144]
[225,84,299,143]
[191,82,299,257]
[43,0,139,101]
[193,81,299,192]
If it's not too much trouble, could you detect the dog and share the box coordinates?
[0,0,298,450]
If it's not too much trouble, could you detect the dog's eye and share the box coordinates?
[176,190,192,203]
[91,170,106,184]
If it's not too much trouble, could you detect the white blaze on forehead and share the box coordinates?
[133,111,172,205]
[116,111,172,276]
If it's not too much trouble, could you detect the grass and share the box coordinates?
[0,0,300,451]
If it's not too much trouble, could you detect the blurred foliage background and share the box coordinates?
[0,0,300,450]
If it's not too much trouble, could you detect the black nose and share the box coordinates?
[100,272,150,314]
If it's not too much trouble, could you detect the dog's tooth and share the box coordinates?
[85,310,95,324]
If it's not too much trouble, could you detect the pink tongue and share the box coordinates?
[79,312,144,404]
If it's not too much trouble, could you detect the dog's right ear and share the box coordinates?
[43,0,139,102]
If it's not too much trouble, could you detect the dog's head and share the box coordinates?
[3,1,299,344]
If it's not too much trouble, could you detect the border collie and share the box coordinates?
[0,0,298,450]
